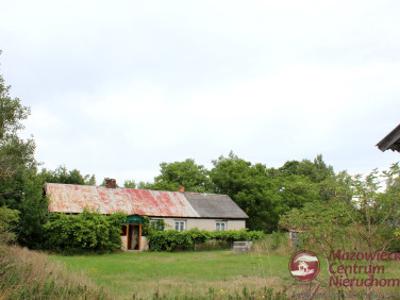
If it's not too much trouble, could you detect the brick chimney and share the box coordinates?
[104,178,117,188]
[178,185,185,192]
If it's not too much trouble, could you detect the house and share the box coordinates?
[44,179,248,251]
[298,261,309,273]
[377,123,400,153]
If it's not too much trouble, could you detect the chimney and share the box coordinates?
[178,185,185,193]
[105,178,117,188]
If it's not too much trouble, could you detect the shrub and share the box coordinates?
[44,210,126,253]
[0,206,20,244]
[148,229,264,251]
[142,216,165,236]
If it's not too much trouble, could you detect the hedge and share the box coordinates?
[147,229,264,251]
[43,210,126,253]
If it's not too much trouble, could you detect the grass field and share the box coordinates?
[51,249,400,299]
[52,250,293,299]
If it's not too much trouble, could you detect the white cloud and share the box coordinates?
[2,0,400,184]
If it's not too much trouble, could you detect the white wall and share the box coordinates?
[122,218,247,250]
[121,235,128,250]
[158,218,246,231]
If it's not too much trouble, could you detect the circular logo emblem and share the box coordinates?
[289,250,320,282]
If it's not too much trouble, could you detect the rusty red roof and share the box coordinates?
[45,183,200,217]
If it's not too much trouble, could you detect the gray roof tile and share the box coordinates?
[184,192,248,219]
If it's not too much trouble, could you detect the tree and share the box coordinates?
[279,154,334,183]
[0,59,36,203]
[351,166,400,252]
[279,199,356,255]
[383,163,400,245]
[210,152,281,231]
[280,164,400,299]
[0,58,47,248]
[279,166,400,254]
[0,70,35,185]
[123,180,136,188]
[39,166,96,185]
[0,72,30,140]
[145,159,213,192]
[210,152,256,195]
[210,152,329,232]
[274,174,320,214]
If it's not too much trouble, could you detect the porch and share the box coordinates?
[120,215,148,251]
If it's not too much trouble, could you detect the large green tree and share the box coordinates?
[141,159,213,192]
[210,152,339,232]
[210,152,280,231]
[279,154,334,183]
[0,58,47,248]
[0,72,35,194]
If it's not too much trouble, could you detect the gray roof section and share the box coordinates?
[377,123,400,152]
[184,192,248,219]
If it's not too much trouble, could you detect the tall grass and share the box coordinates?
[252,232,291,256]
[0,244,109,299]
[132,287,289,300]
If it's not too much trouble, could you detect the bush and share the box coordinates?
[148,229,264,251]
[43,210,126,253]
[142,216,165,236]
[0,206,20,244]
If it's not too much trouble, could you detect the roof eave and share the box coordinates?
[377,123,400,152]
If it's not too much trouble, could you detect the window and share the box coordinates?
[175,220,186,231]
[121,225,127,236]
[150,219,165,231]
[216,221,226,231]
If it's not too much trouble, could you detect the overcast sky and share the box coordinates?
[1,0,399,184]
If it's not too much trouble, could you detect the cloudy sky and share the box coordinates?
[1,0,399,184]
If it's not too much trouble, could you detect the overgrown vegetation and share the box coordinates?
[280,165,400,254]
[147,229,264,251]
[44,210,127,253]
[0,203,109,299]
[252,232,290,255]
[279,165,400,299]
[0,244,109,299]
[0,206,20,244]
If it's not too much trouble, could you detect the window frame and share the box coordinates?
[174,220,186,231]
[150,218,164,231]
[216,220,227,231]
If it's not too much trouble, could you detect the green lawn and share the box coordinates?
[51,250,292,299]
[51,250,400,299]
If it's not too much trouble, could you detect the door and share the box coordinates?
[127,224,141,250]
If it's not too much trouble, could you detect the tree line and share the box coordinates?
[131,154,348,232]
